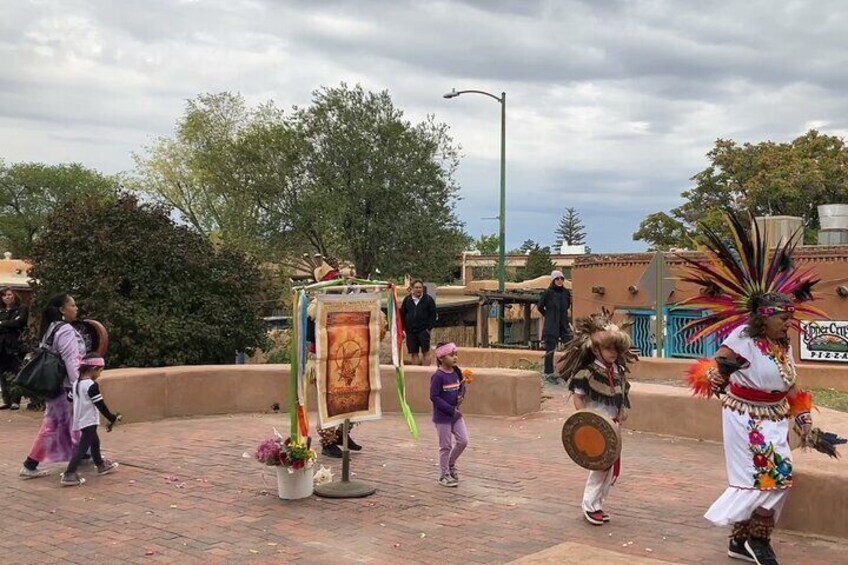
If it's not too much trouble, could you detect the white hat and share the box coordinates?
[550,270,565,281]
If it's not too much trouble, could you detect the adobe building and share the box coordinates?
[0,252,32,303]
[572,246,848,364]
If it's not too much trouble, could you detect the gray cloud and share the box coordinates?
[2,0,848,252]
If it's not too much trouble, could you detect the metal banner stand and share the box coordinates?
[313,419,376,498]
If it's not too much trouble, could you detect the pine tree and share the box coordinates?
[523,244,555,280]
[519,239,538,253]
[555,208,587,249]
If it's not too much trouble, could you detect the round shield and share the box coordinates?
[70,319,109,357]
[562,409,621,470]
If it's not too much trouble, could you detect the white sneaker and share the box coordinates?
[97,460,119,475]
[19,466,50,479]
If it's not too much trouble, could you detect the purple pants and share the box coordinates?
[434,417,469,476]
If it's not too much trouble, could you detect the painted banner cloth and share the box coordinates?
[315,293,382,428]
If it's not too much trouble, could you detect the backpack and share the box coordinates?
[12,322,68,399]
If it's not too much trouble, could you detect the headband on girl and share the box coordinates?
[435,343,457,359]
[757,305,796,317]
[80,356,105,368]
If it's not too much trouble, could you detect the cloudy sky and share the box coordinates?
[2,0,847,252]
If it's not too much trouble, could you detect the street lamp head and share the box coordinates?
[443,89,459,99]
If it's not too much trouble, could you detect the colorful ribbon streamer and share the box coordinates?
[389,285,418,438]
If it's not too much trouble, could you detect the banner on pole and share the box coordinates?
[315,293,383,428]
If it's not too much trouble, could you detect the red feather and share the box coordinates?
[687,359,718,399]
[788,389,814,416]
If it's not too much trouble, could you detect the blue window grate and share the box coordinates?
[666,309,718,359]
[627,310,656,357]
[625,309,717,359]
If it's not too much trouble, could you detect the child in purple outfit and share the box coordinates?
[430,342,469,487]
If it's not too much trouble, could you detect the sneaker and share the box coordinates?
[322,444,343,459]
[601,511,610,523]
[97,460,119,475]
[438,475,458,488]
[59,472,86,487]
[744,539,778,565]
[728,539,755,562]
[0,404,10,410]
[583,510,605,526]
[449,466,459,481]
[10,403,20,411]
[19,466,50,480]
[346,436,363,451]
[544,374,560,385]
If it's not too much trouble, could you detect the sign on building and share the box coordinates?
[800,321,848,362]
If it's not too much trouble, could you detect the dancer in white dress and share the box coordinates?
[677,212,829,565]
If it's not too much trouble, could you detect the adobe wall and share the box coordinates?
[452,347,848,391]
[98,364,541,424]
[572,248,848,364]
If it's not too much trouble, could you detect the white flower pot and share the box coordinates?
[275,466,314,500]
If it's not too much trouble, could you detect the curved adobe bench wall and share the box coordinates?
[455,347,848,392]
[97,364,542,425]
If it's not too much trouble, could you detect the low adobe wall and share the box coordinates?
[97,364,541,425]
[454,347,848,392]
[625,382,848,539]
[628,357,848,392]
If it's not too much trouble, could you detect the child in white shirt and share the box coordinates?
[60,354,120,486]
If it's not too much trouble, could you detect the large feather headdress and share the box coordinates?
[678,211,826,342]
[556,308,637,381]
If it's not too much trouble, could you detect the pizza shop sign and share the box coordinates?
[800,321,848,363]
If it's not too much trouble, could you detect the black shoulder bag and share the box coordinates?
[12,323,68,399]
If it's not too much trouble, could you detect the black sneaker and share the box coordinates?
[322,444,343,458]
[346,436,362,451]
[728,539,755,562]
[744,539,778,565]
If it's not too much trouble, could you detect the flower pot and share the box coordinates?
[276,466,313,500]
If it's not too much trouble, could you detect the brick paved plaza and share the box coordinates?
[2,386,846,564]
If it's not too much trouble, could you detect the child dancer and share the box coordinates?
[558,312,635,525]
[430,342,469,487]
[60,354,120,486]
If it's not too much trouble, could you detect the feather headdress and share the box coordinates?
[556,308,638,381]
[678,211,826,342]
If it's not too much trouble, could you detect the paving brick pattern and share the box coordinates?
[1,385,846,564]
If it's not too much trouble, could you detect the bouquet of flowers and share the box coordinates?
[255,428,317,473]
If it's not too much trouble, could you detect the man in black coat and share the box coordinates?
[537,270,572,384]
[400,280,438,365]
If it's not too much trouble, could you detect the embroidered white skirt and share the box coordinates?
[705,407,792,526]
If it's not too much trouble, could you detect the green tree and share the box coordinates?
[0,160,116,258]
[631,212,691,251]
[472,233,500,254]
[288,84,468,281]
[133,86,469,281]
[554,207,587,248]
[518,239,538,253]
[29,193,267,367]
[634,130,848,249]
[131,92,301,260]
[522,244,555,280]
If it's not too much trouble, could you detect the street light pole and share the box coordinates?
[497,92,507,344]
[444,88,508,343]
